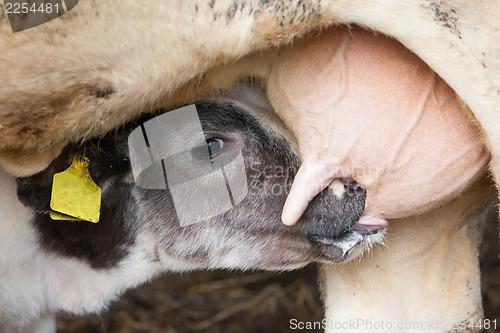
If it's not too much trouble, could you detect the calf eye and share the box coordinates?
[192,137,225,160]
[206,138,224,157]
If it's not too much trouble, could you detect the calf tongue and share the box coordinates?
[267,26,488,226]
[354,216,389,234]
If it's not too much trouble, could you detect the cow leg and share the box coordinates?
[320,177,496,333]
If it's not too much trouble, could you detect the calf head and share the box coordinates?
[17,86,385,271]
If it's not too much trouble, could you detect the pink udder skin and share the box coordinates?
[267,26,490,225]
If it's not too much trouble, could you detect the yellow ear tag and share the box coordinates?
[50,156,101,223]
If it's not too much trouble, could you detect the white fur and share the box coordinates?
[330,180,345,199]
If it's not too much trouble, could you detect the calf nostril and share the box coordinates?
[340,178,365,197]
[346,187,356,197]
[355,185,365,195]
[341,178,358,189]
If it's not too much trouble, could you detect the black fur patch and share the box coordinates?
[424,1,461,38]
[17,129,137,269]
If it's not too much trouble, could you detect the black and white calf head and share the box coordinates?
[17,87,385,272]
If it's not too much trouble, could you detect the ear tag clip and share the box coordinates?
[50,155,101,223]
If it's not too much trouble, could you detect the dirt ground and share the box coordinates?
[58,219,500,333]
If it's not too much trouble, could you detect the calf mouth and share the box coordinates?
[304,179,388,262]
[309,218,388,262]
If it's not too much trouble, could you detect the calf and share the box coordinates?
[3,84,383,332]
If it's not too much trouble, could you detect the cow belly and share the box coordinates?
[268,26,489,221]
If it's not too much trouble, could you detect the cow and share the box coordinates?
[1,1,499,332]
